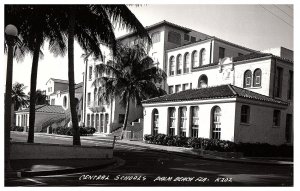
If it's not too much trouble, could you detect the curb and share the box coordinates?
[17,158,117,177]
[114,141,293,166]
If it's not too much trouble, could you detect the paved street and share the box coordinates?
[7,132,293,186]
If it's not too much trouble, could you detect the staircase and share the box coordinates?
[39,111,71,133]
[110,118,144,140]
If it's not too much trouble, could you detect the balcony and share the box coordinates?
[87,101,107,113]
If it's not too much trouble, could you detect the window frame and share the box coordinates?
[243,70,252,88]
[253,68,262,87]
[169,56,175,76]
[168,108,176,136]
[191,106,199,138]
[273,110,281,127]
[240,105,250,124]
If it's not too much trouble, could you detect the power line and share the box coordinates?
[259,5,293,28]
[273,5,293,19]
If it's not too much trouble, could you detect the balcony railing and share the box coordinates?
[87,101,107,112]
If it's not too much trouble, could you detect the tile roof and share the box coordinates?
[16,105,65,114]
[49,78,69,84]
[142,84,287,105]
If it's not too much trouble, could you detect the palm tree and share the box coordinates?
[12,82,29,111]
[60,5,151,145]
[93,43,166,138]
[28,90,48,105]
[5,5,67,143]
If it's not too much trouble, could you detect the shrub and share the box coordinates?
[53,126,96,136]
[143,133,292,157]
[11,126,24,132]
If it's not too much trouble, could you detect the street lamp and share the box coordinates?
[5,24,18,174]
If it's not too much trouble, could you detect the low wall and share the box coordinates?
[11,142,113,160]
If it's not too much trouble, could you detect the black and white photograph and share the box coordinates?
[2,0,296,188]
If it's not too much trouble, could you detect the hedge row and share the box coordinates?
[11,126,25,132]
[52,126,96,136]
[144,134,293,157]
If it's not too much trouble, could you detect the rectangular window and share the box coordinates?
[285,114,292,143]
[96,114,99,131]
[119,114,125,124]
[191,106,199,138]
[89,66,93,80]
[240,105,250,124]
[175,85,181,93]
[219,47,225,59]
[168,31,181,45]
[151,32,161,43]
[274,67,283,98]
[184,34,190,41]
[182,83,189,91]
[100,114,104,132]
[87,114,90,127]
[169,108,176,136]
[91,114,94,128]
[168,86,174,94]
[179,107,187,137]
[87,93,91,106]
[273,110,281,127]
[190,36,196,42]
[51,99,55,105]
[288,70,293,100]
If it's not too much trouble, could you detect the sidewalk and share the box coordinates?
[8,132,293,178]
[34,132,293,166]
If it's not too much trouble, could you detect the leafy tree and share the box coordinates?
[28,90,48,105]
[60,5,151,145]
[12,82,29,111]
[93,43,166,139]
[5,5,66,143]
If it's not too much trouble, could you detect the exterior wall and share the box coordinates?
[212,40,252,63]
[234,99,288,145]
[143,99,237,142]
[262,47,293,61]
[234,58,272,96]
[15,112,65,132]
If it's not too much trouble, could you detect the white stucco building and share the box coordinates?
[81,20,292,145]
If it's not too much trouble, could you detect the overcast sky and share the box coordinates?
[3,4,294,93]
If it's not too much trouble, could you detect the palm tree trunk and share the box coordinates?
[68,6,81,146]
[27,34,43,143]
[121,94,131,139]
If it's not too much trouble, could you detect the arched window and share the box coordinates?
[211,106,221,139]
[63,96,67,108]
[244,70,252,88]
[169,56,175,76]
[179,107,187,137]
[183,52,190,73]
[152,109,159,135]
[198,74,208,88]
[253,69,262,87]
[241,105,250,124]
[191,106,199,138]
[192,50,198,68]
[200,48,206,66]
[168,107,176,136]
[176,54,183,75]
